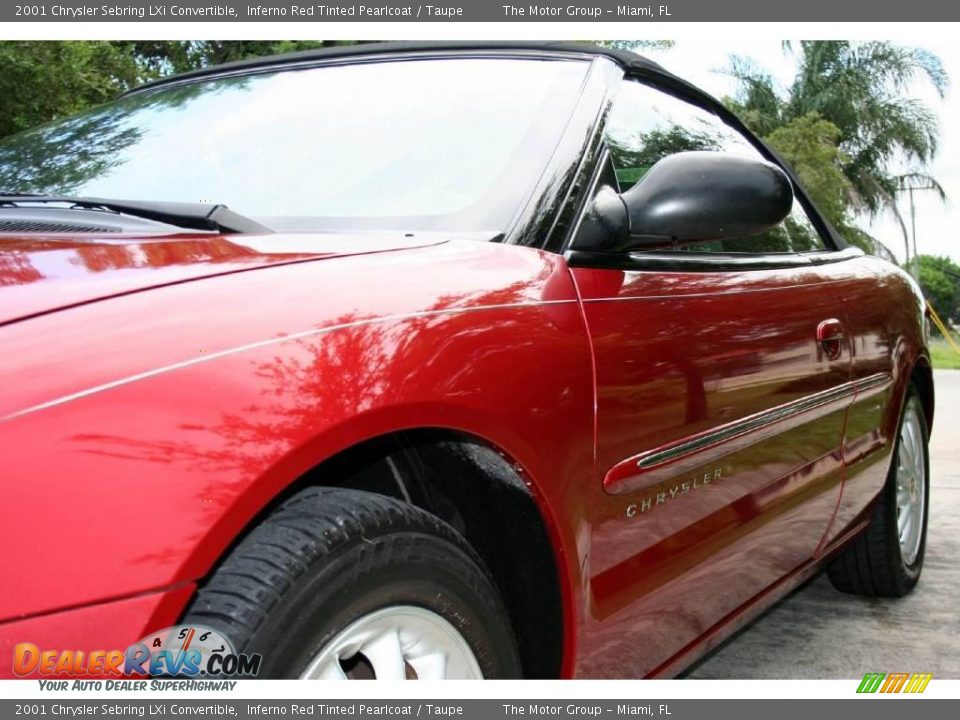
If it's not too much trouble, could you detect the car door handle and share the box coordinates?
[817,318,844,360]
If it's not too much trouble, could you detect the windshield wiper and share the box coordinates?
[0,194,272,234]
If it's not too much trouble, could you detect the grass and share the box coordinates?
[930,337,960,370]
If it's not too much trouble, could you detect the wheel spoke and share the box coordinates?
[362,629,407,680]
[408,652,448,680]
[899,509,912,543]
[897,484,911,512]
[905,420,918,465]
[901,429,915,472]
[914,435,926,479]
[314,659,349,680]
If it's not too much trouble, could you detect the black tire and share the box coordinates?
[827,386,930,597]
[183,487,522,678]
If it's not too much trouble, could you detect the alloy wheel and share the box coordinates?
[300,605,483,680]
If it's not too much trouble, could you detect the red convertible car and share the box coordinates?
[0,42,933,679]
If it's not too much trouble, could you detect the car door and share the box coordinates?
[821,255,922,544]
[568,78,855,677]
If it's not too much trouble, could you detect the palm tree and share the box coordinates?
[726,41,947,247]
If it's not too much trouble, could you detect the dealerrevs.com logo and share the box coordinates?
[13,625,261,678]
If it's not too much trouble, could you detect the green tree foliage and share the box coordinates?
[727,41,947,216]
[918,255,960,326]
[0,42,142,138]
[593,40,675,52]
[762,112,872,252]
[765,114,850,224]
[0,41,355,140]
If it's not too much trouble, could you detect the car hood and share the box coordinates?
[0,232,451,326]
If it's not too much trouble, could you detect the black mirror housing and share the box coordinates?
[575,151,794,253]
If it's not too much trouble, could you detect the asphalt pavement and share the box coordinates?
[688,369,960,678]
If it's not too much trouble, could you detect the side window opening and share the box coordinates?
[602,80,828,255]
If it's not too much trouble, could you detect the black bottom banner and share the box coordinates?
[4,699,957,720]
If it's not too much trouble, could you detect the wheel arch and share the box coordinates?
[182,427,570,679]
[910,353,935,431]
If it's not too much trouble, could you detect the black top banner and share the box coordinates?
[6,0,960,22]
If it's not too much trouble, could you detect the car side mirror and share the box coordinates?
[572,151,794,253]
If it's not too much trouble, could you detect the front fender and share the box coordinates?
[0,241,594,644]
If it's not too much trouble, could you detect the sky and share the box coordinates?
[645,40,959,264]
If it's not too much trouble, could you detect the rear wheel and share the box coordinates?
[828,386,929,597]
[183,487,521,678]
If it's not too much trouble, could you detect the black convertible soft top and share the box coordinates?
[127,41,672,94]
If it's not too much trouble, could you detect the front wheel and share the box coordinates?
[183,487,522,679]
[828,386,930,597]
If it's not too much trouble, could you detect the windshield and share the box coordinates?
[0,57,589,233]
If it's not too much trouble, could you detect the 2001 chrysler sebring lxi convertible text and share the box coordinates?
[0,42,934,679]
